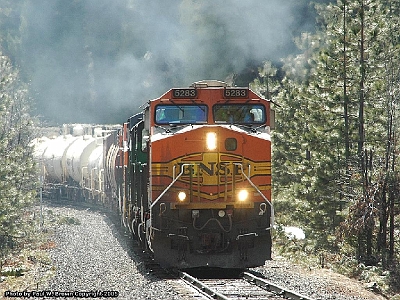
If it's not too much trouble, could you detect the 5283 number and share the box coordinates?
[172,89,197,98]
[224,89,248,98]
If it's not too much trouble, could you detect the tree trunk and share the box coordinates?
[343,0,350,167]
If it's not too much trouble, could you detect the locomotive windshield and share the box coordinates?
[213,104,266,124]
[155,104,208,124]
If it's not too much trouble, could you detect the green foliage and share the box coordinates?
[0,53,38,261]
[253,0,400,272]
[0,1,24,61]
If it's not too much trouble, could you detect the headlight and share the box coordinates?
[206,132,217,150]
[177,191,187,202]
[237,189,249,202]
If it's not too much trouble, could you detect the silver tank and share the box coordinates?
[30,137,50,161]
[65,135,98,184]
[87,144,104,192]
[30,137,51,177]
[42,135,79,182]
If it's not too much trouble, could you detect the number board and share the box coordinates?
[224,88,248,98]
[172,89,198,98]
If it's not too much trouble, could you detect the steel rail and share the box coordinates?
[179,271,229,300]
[179,270,315,300]
[242,272,316,300]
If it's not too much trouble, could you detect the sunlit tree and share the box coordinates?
[0,53,37,261]
[258,0,400,265]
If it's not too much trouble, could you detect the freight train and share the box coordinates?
[32,80,274,269]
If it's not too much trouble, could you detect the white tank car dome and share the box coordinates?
[72,124,85,136]
[94,127,104,138]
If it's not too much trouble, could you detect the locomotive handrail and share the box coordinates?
[233,163,275,228]
[150,163,193,209]
[236,232,258,241]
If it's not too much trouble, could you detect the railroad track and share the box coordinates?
[43,200,316,299]
[179,270,316,300]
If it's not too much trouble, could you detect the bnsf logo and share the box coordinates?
[152,153,271,186]
[174,153,246,185]
[176,162,245,177]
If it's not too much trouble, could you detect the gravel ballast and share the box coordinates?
[17,203,387,300]
[40,205,188,299]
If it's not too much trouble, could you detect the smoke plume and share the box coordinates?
[21,0,315,124]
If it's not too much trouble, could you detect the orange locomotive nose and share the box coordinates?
[151,122,271,207]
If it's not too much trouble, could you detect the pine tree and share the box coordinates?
[333,0,400,265]
[260,0,400,264]
[0,53,37,261]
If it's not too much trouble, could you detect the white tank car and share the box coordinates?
[30,137,51,178]
[30,137,50,161]
[32,124,121,201]
[86,144,104,196]
[42,135,79,182]
[65,135,98,185]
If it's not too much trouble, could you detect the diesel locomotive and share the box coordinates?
[33,80,274,269]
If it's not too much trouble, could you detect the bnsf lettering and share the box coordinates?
[177,162,243,176]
